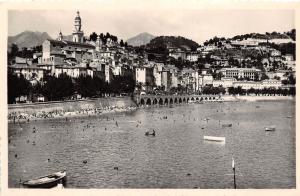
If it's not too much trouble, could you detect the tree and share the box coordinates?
[109,75,135,95]
[89,32,98,42]
[8,43,19,64]
[8,72,31,104]
[286,74,296,85]
[120,39,124,47]
[43,74,74,101]
[261,72,269,80]
[31,82,43,95]
[212,72,223,80]
[99,33,104,42]
[75,75,97,98]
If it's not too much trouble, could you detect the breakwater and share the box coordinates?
[8,97,137,121]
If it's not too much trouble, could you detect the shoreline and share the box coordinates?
[8,95,295,123]
[8,106,138,124]
[221,95,295,102]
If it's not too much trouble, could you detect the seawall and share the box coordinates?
[8,97,137,116]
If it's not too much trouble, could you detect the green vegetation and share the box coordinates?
[147,36,199,51]
[89,32,128,47]
[7,72,136,103]
[7,72,31,104]
[7,44,42,65]
[202,85,226,95]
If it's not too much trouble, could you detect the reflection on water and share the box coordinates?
[8,100,295,188]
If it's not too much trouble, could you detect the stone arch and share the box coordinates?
[187,98,190,102]
[179,98,182,103]
[213,97,215,100]
[164,98,169,105]
[159,98,164,105]
[140,98,145,105]
[205,97,208,100]
[174,98,178,104]
[200,97,203,101]
[146,98,152,105]
[153,98,158,105]
[183,98,186,103]
[170,98,173,104]
[196,97,199,101]
[191,97,195,101]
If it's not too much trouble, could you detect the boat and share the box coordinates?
[22,170,66,188]
[222,123,232,127]
[204,136,226,142]
[265,127,276,131]
[145,130,156,136]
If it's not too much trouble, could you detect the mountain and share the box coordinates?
[8,31,52,49]
[126,32,156,47]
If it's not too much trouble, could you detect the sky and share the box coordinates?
[8,9,295,44]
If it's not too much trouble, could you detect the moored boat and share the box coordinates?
[222,123,232,127]
[265,127,276,131]
[22,170,66,188]
[204,136,226,142]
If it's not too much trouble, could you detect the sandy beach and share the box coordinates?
[8,105,137,123]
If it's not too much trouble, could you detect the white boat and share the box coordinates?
[22,170,66,188]
[265,126,276,131]
[204,136,226,142]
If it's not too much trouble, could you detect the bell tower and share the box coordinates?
[58,29,63,41]
[72,11,84,43]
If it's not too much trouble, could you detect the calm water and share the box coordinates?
[8,100,295,188]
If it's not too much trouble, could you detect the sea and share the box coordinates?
[8,100,295,188]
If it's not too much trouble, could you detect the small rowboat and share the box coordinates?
[265,127,276,131]
[22,170,66,188]
[204,136,226,143]
[222,123,232,127]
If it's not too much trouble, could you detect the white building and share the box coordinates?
[54,66,87,78]
[199,74,213,87]
[136,67,147,84]
[270,49,281,57]
[232,79,282,90]
[233,81,261,90]
[261,79,282,89]
[186,53,199,62]
[9,64,46,81]
[220,67,261,80]
[212,78,237,88]
[153,63,163,87]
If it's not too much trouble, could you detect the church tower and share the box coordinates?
[72,11,84,43]
[96,35,103,51]
[58,29,63,41]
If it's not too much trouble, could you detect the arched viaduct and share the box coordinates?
[135,95,221,106]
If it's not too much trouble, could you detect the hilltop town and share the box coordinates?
[7,11,296,104]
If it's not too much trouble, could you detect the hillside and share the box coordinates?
[146,36,199,53]
[126,32,156,47]
[8,31,52,49]
[231,29,295,41]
